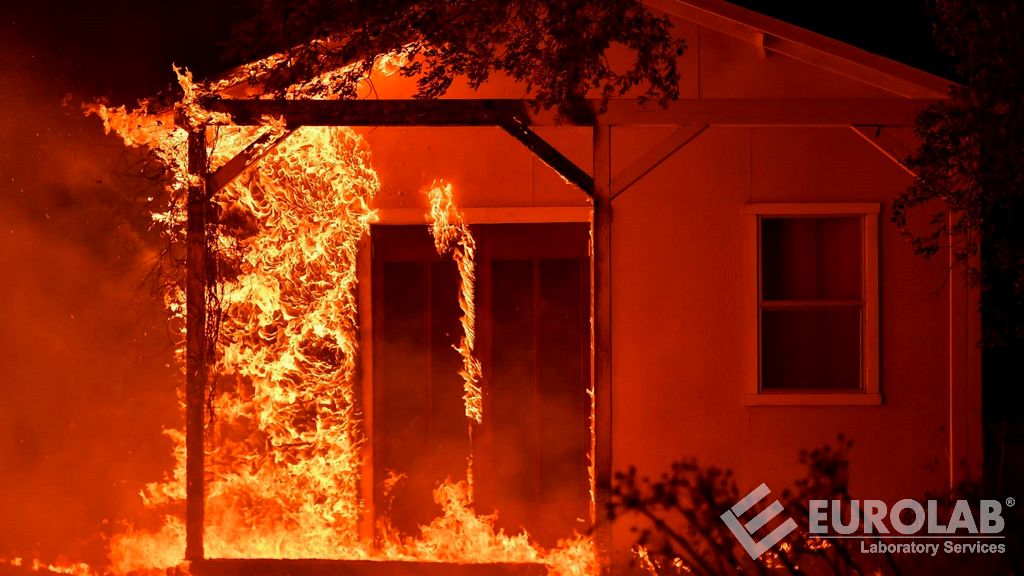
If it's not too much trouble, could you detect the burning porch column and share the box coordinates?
[185,125,209,561]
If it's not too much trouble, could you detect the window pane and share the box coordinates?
[762,217,861,300]
[761,308,861,391]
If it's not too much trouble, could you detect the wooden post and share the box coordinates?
[592,122,613,573]
[356,235,376,544]
[186,126,209,561]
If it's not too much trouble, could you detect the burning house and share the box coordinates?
[11,0,980,575]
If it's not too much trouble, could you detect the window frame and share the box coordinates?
[743,202,881,406]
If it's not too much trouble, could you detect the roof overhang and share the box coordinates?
[645,0,952,98]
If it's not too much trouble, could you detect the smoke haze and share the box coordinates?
[0,25,185,567]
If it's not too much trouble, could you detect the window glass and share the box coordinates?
[762,216,861,301]
[761,308,861,391]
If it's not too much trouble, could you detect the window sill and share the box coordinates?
[743,393,882,406]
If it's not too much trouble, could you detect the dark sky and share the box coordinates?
[733,0,951,80]
[0,0,949,567]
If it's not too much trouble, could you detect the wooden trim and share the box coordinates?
[743,393,883,406]
[374,206,592,225]
[863,211,880,396]
[760,299,863,309]
[610,124,708,199]
[748,212,762,399]
[744,202,880,216]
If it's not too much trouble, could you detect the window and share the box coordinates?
[370,222,591,545]
[745,204,880,406]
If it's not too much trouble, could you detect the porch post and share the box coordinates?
[592,121,613,572]
[185,126,209,561]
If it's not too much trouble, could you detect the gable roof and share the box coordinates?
[646,0,951,98]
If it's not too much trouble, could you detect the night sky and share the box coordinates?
[0,0,949,566]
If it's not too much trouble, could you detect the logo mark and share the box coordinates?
[721,483,798,559]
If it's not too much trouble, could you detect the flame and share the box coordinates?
[378,479,598,576]
[426,181,483,425]
[1,558,97,576]
[76,66,597,576]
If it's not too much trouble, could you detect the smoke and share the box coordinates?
[0,36,180,567]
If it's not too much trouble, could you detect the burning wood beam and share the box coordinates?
[208,129,296,192]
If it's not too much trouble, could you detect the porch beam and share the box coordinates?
[598,98,939,126]
[500,121,594,196]
[203,98,938,128]
[203,98,584,127]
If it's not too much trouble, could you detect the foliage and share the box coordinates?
[892,0,1024,345]
[609,435,1023,575]
[229,0,686,115]
[608,435,895,575]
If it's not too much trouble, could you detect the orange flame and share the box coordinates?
[82,66,596,576]
[426,181,483,425]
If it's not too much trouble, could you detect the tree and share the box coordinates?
[892,0,1024,346]
[228,0,686,115]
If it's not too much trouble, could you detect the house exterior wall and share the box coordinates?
[357,126,592,211]
[607,124,961,563]
[341,4,978,568]
[358,121,977,566]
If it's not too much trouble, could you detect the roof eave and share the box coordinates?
[645,0,953,99]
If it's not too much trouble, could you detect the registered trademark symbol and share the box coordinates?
[1007,497,1016,507]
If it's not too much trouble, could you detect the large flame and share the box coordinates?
[79,66,597,576]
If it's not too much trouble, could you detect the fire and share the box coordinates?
[2,558,97,576]
[78,65,597,576]
[427,181,484,425]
